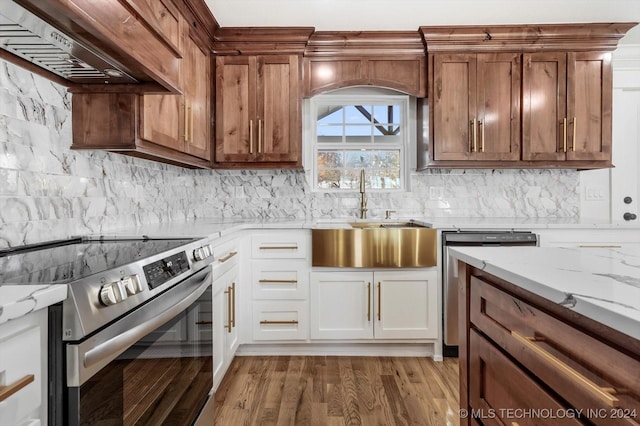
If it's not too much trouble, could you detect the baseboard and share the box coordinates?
[235,342,438,358]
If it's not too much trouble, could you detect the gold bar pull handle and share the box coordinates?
[258,119,263,153]
[367,282,371,321]
[184,101,189,142]
[562,117,568,153]
[225,287,232,333]
[469,119,477,152]
[511,331,619,407]
[218,251,238,263]
[377,282,381,321]
[259,279,298,284]
[572,116,577,152]
[231,282,236,328]
[0,374,34,402]
[249,119,254,154]
[479,119,485,152]
[190,103,194,142]
[260,320,299,325]
[195,320,213,326]
[259,246,298,250]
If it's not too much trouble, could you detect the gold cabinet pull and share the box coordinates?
[231,282,236,328]
[259,279,298,284]
[377,282,381,321]
[512,331,619,407]
[469,119,477,152]
[259,245,298,250]
[218,251,237,263]
[479,119,485,152]
[0,374,34,402]
[224,287,232,332]
[184,101,189,142]
[578,245,622,248]
[367,282,371,321]
[249,119,254,154]
[572,116,577,152]
[562,117,568,153]
[190,103,194,143]
[259,320,299,325]
[258,119,263,153]
[195,320,212,325]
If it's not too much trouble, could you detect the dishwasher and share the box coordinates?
[442,230,538,357]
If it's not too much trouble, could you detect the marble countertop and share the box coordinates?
[449,246,640,341]
[3,216,640,325]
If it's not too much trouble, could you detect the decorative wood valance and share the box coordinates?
[304,31,425,57]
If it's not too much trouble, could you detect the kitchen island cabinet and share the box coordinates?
[451,246,640,426]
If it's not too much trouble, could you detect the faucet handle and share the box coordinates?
[385,210,396,220]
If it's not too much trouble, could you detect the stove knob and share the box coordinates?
[99,284,119,306]
[202,245,212,258]
[122,275,143,295]
[193,247,205,261]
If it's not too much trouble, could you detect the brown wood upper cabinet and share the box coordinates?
[420,23,636,169]
[523,51,612,163]
[71,0,216,168]
[215,55,301,167]
[431,53,520,161]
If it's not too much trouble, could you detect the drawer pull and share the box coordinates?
[0,374,34,402]
[260,320,299,325]
[578,245,622,249]
[259,246,298,250]
[259,279,298,284]
[218,251,238,263]
[512,331,619,407]
[195,321,212,325]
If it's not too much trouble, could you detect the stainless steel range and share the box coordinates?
[0,236,217,425]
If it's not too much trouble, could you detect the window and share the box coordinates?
[308,92,410,192]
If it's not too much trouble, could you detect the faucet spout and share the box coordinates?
[359,169,367,219]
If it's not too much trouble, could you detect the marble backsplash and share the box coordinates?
[0,59,579,248]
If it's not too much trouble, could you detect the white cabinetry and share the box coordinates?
[310,270,438,340]
[250,231,310,341]
[212,242,239,391]
[0,309,47,426]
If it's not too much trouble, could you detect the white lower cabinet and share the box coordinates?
[310,270,438,340]
[0,309,47,426]
[212,246,239,391]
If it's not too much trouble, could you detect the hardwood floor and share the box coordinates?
[213,356,460,425]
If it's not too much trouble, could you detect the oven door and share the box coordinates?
[65,266,213,426]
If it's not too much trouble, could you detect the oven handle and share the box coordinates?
[83,267,212,369]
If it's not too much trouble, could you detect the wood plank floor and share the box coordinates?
[213,356,460,426]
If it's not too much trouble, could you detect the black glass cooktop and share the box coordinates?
[0,237,195,285]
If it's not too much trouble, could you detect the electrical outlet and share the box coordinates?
[585,186,606,201]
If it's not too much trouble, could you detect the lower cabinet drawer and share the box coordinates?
[470,276,640,426]
[252,301,308,341]
[252,260,309,300]
[470,329,584,426]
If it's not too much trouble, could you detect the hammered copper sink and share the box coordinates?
[311,222,437,268]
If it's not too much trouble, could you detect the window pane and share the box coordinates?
[317,151,344,168]
[317,106,344,124]
[372,150,400,168]
[317,170,342,189]
[345,151,371,168]
[344,105,372,124]
[344,125,372,138]
[373,105,400,125]
[317,125,343,138]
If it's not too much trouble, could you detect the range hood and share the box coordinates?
[0,0,137,84]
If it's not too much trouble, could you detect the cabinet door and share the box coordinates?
[432,54,477,160]
[212,272,228,390]
[256,55,301,163]
[183,31,211,160]
[374,270,438,339]
[310,272,373,339]
[215,56,256,163]
[225,265,239,360]
[475,53,520,161]
[522,52,567,161]
[566,52,612,161]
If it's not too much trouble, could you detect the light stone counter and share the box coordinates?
[449,246,640,341]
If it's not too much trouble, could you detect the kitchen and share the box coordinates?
[0,0,639,424]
